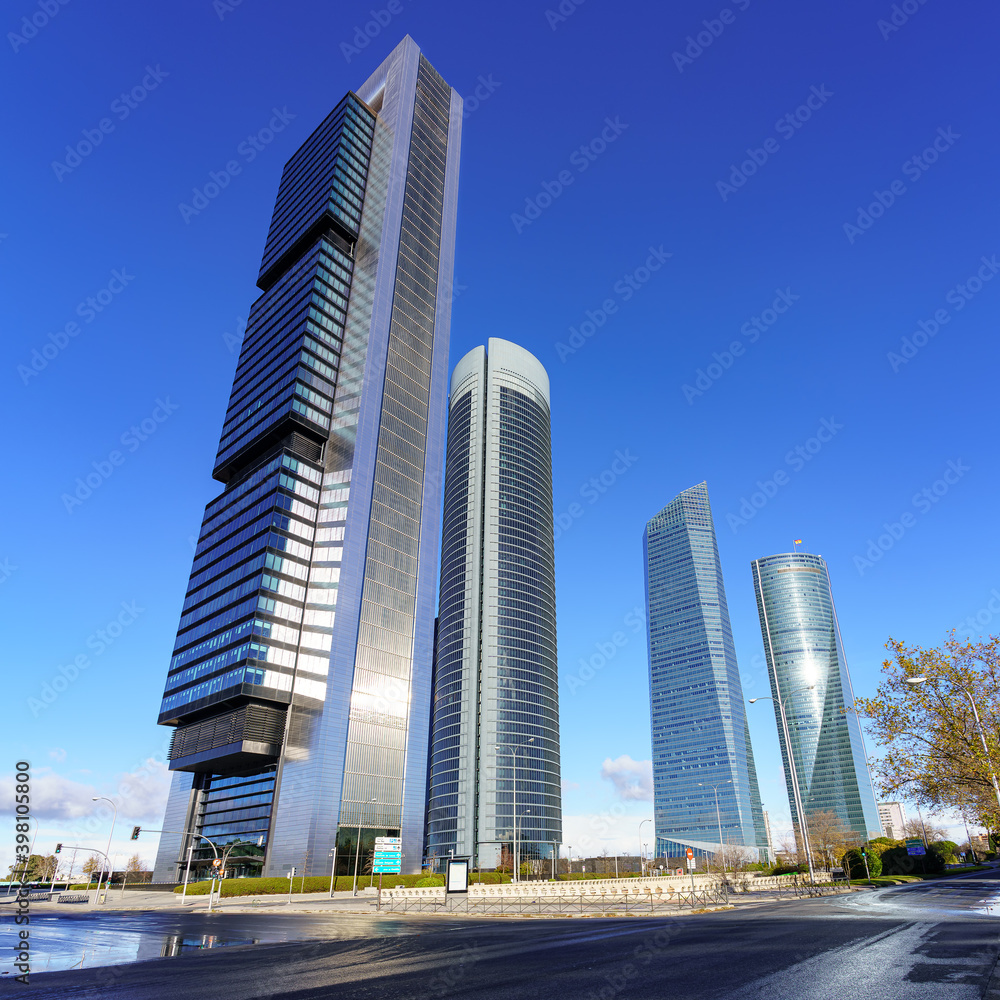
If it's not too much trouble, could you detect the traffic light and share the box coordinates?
[131,826,141,840]
[54,843,62,854]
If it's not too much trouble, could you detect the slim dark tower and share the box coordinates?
[153,37,462,881]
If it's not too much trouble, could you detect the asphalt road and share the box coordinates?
[7,871,1000,999]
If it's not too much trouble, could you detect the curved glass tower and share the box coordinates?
[751,552,882,844]
[426,339,561,870]
[644,483,768,861]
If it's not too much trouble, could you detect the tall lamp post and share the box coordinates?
[749,686,816,882]
[905,676,1000,814]
[91,796,117,903]
[352,798,378,897]
[495,738,534,882]
[638,819,650,876]
[697,779,732,873]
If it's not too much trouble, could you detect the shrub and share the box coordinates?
[879,845,944,877]
[929,840,958,864]
[866,837,901,857]
[842,849,882,879]
[415,876,444,887]
[770,864,807,877]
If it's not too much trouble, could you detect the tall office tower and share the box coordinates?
[425,340,561,870]
[877,801,905,840]
[751,552,882,846]
[643,483,768,861]
[153,37,462,881]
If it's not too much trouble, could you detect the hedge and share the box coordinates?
[879,845,945,877]
[173,872,511,896]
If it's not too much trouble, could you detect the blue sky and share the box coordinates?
[3,0,998,873]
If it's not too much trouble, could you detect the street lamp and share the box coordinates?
[749,685,817,881]
[352,798,378,897]
[638,819,650,876]
[91,796,117,903]
[697,779,732,873]
[904,675,1000,814]
[494,737,534,882]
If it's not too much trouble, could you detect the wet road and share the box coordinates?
[6,871,1000,998]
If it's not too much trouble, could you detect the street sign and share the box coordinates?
[905,838,926,857]
[686,858,695,871]
[685,848,693,859]
[373,845,402,874]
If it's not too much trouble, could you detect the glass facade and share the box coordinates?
[751,552,883,844]
[153,38,462,882]
[643,483,768,861]
[426,340,561,869]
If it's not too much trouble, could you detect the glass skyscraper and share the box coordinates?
[751,552,882,844]
[643,483,768,860]
[425,339,561,870]
[153,37,462,881]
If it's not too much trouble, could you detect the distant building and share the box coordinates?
[877,802,906,840]
[751,552,883,850]
[762,809,776,859]
[644,483,769,862]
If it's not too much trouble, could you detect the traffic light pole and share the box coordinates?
[139,829,220,912]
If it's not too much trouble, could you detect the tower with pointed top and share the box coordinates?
[643,483,768,861]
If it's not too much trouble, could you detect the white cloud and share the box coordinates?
[0,758,171,824]
[562,809,654,858]
[600,755,653,801]
[48,748,67,762]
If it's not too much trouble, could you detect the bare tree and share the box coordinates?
[904,817,948,842]
[808,811,854,871]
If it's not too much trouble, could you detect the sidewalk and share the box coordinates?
[24,888,385,915]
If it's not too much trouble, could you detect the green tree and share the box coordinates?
[854,635,1000,839]
[6,854,57,882]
